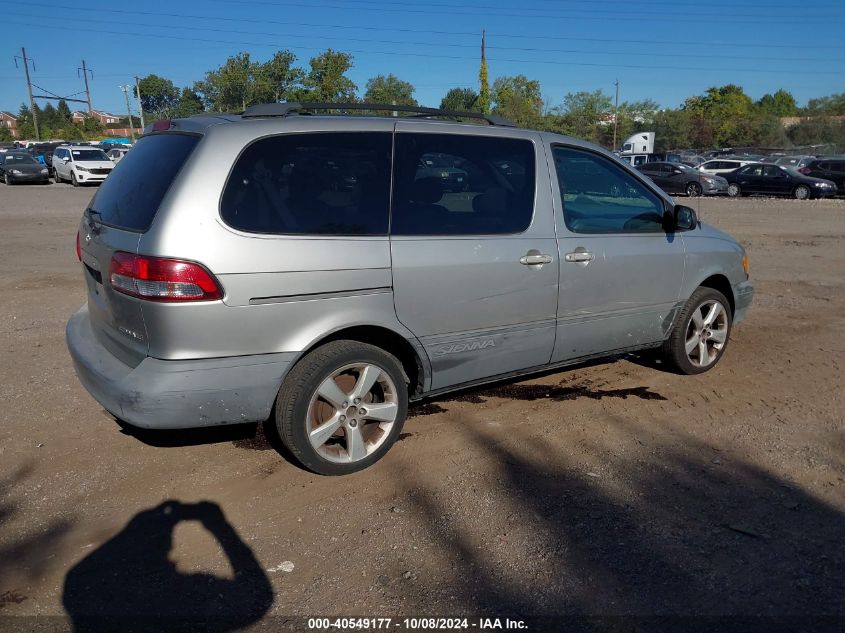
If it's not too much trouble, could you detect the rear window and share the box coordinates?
[89,134,199,232]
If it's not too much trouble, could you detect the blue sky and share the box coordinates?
[2,0,843,118]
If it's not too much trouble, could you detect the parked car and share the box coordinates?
[66,103,754,475]
[637,161,728,197]
[775,155,816,170]
[106,148,130,163]
[697,159,756,176]
[0,150,51,184]
[799,157,845,194]
[416,152,468,192]
[724,163,837,199]
[53,146,114,186]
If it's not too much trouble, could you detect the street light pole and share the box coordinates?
[613,79,620,151]
[120,85,136,142]
[134,76,145,131]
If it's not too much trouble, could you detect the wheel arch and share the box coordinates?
[697,274,735,316]
[294,325,430,399]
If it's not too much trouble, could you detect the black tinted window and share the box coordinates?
[221,133,391,235]
[90,134,198,232]
[830,162,845,172]
[553,146,665,234]
[391,133,535,235]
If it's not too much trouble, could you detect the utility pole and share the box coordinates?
[80,60,93,114]
[613,79,620,151]
[18,47,39,141]
[120,85,136,142]
[134,76,145,130]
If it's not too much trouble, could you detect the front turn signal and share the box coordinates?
[743,254,749,277]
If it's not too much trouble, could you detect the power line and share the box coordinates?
[4,19,843,77]
[206,0,829,25]
[31,4,845,50]
[5,11,830,62]
[5,10,839,63]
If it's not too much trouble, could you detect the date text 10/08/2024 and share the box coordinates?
[307,618,528,630]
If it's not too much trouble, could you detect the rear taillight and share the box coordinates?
[109,252,223,302]
[76,231,81,261]
[798,167,811,175]
[151,119,172,131]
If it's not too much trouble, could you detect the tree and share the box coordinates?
[757,89,798,117]
[172,88,204,118]
[548,90,613,142]
[804,93,845,116]
[297,49,357,102]
[253,50,303,103]
[138,74,180,119]
[439,87,479,112]
[0,126,12,142]
[194,52,256,112]
[478,54,490,114]
[41,103,59,128]
[57,100,72,125]
[491,75,543,127]
[363,74,416,106]
[683,84,755,146]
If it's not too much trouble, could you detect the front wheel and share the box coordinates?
[686,182,702,197]
[727,183,741,198]
[71,172,79,187]
[662,287,732,375]
[275,340,408,475]
[793,184,811,200]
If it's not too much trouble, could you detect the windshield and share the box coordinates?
[4,154,38,165]
[71,149,109,162]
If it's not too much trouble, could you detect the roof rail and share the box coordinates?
[240,102,516,127]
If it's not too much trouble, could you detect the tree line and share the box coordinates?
[6,47,845,151]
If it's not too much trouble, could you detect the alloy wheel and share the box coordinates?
[306,363,399,464]
[684,300,729,368]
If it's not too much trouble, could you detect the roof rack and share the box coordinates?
[240,102,516,127]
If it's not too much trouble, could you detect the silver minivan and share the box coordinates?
[66,103,754,475]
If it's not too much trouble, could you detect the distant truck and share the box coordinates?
[617,132,681,166]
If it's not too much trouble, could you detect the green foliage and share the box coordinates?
[757,89,798,117]
[491,75,543,127]
[439,87,480,112]
[804,93,845,116]
[172,88,204,118]
[296,49,357,103]
[0,126,12,142]
[363,74,416,106]
[545,90,612,142]
[138,74,180,119]
[478,59,490,115]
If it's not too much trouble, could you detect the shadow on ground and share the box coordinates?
[391,418,845,624]
[62,500,272,632]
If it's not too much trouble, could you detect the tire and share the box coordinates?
[275,340,408,475]
[662,287,732,375]
[2,173,9,185]
[686,182,702,197]
[71,172,79,187]
[793,184,811,200]
[727,183,741,198]
[53,171,62,183]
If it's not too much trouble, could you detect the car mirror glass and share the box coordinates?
[673,204,697,231]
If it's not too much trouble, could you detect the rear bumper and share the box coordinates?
[733,280,754,326]
[66,304,296,429]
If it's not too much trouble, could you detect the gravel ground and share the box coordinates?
[0,184,843,629]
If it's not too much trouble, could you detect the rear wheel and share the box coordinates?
[662,287,732,375]
[686,182,702,197]
[3,173,10,185]
[793,184,811,200]
[727,183,741,198]
[275,340,408,475]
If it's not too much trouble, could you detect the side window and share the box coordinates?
[220,132,392,235]
[706,161,720,170]
[831,162,845,172]
[391,133,535,236]
[763,165,783,177]
[552,146,666,234]
[632,155,647,166]
[746,165,764,176]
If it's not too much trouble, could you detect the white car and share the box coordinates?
[697,159,756,176]
[53,146,114,186]
[106,148,129,163]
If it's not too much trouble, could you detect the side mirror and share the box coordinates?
[63,157,70,163]
[673,204,697,231]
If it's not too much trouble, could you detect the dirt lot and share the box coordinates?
[0,184,843,629]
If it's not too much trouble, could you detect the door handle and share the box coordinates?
[564,251,594,263]
[520,252,553,266]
